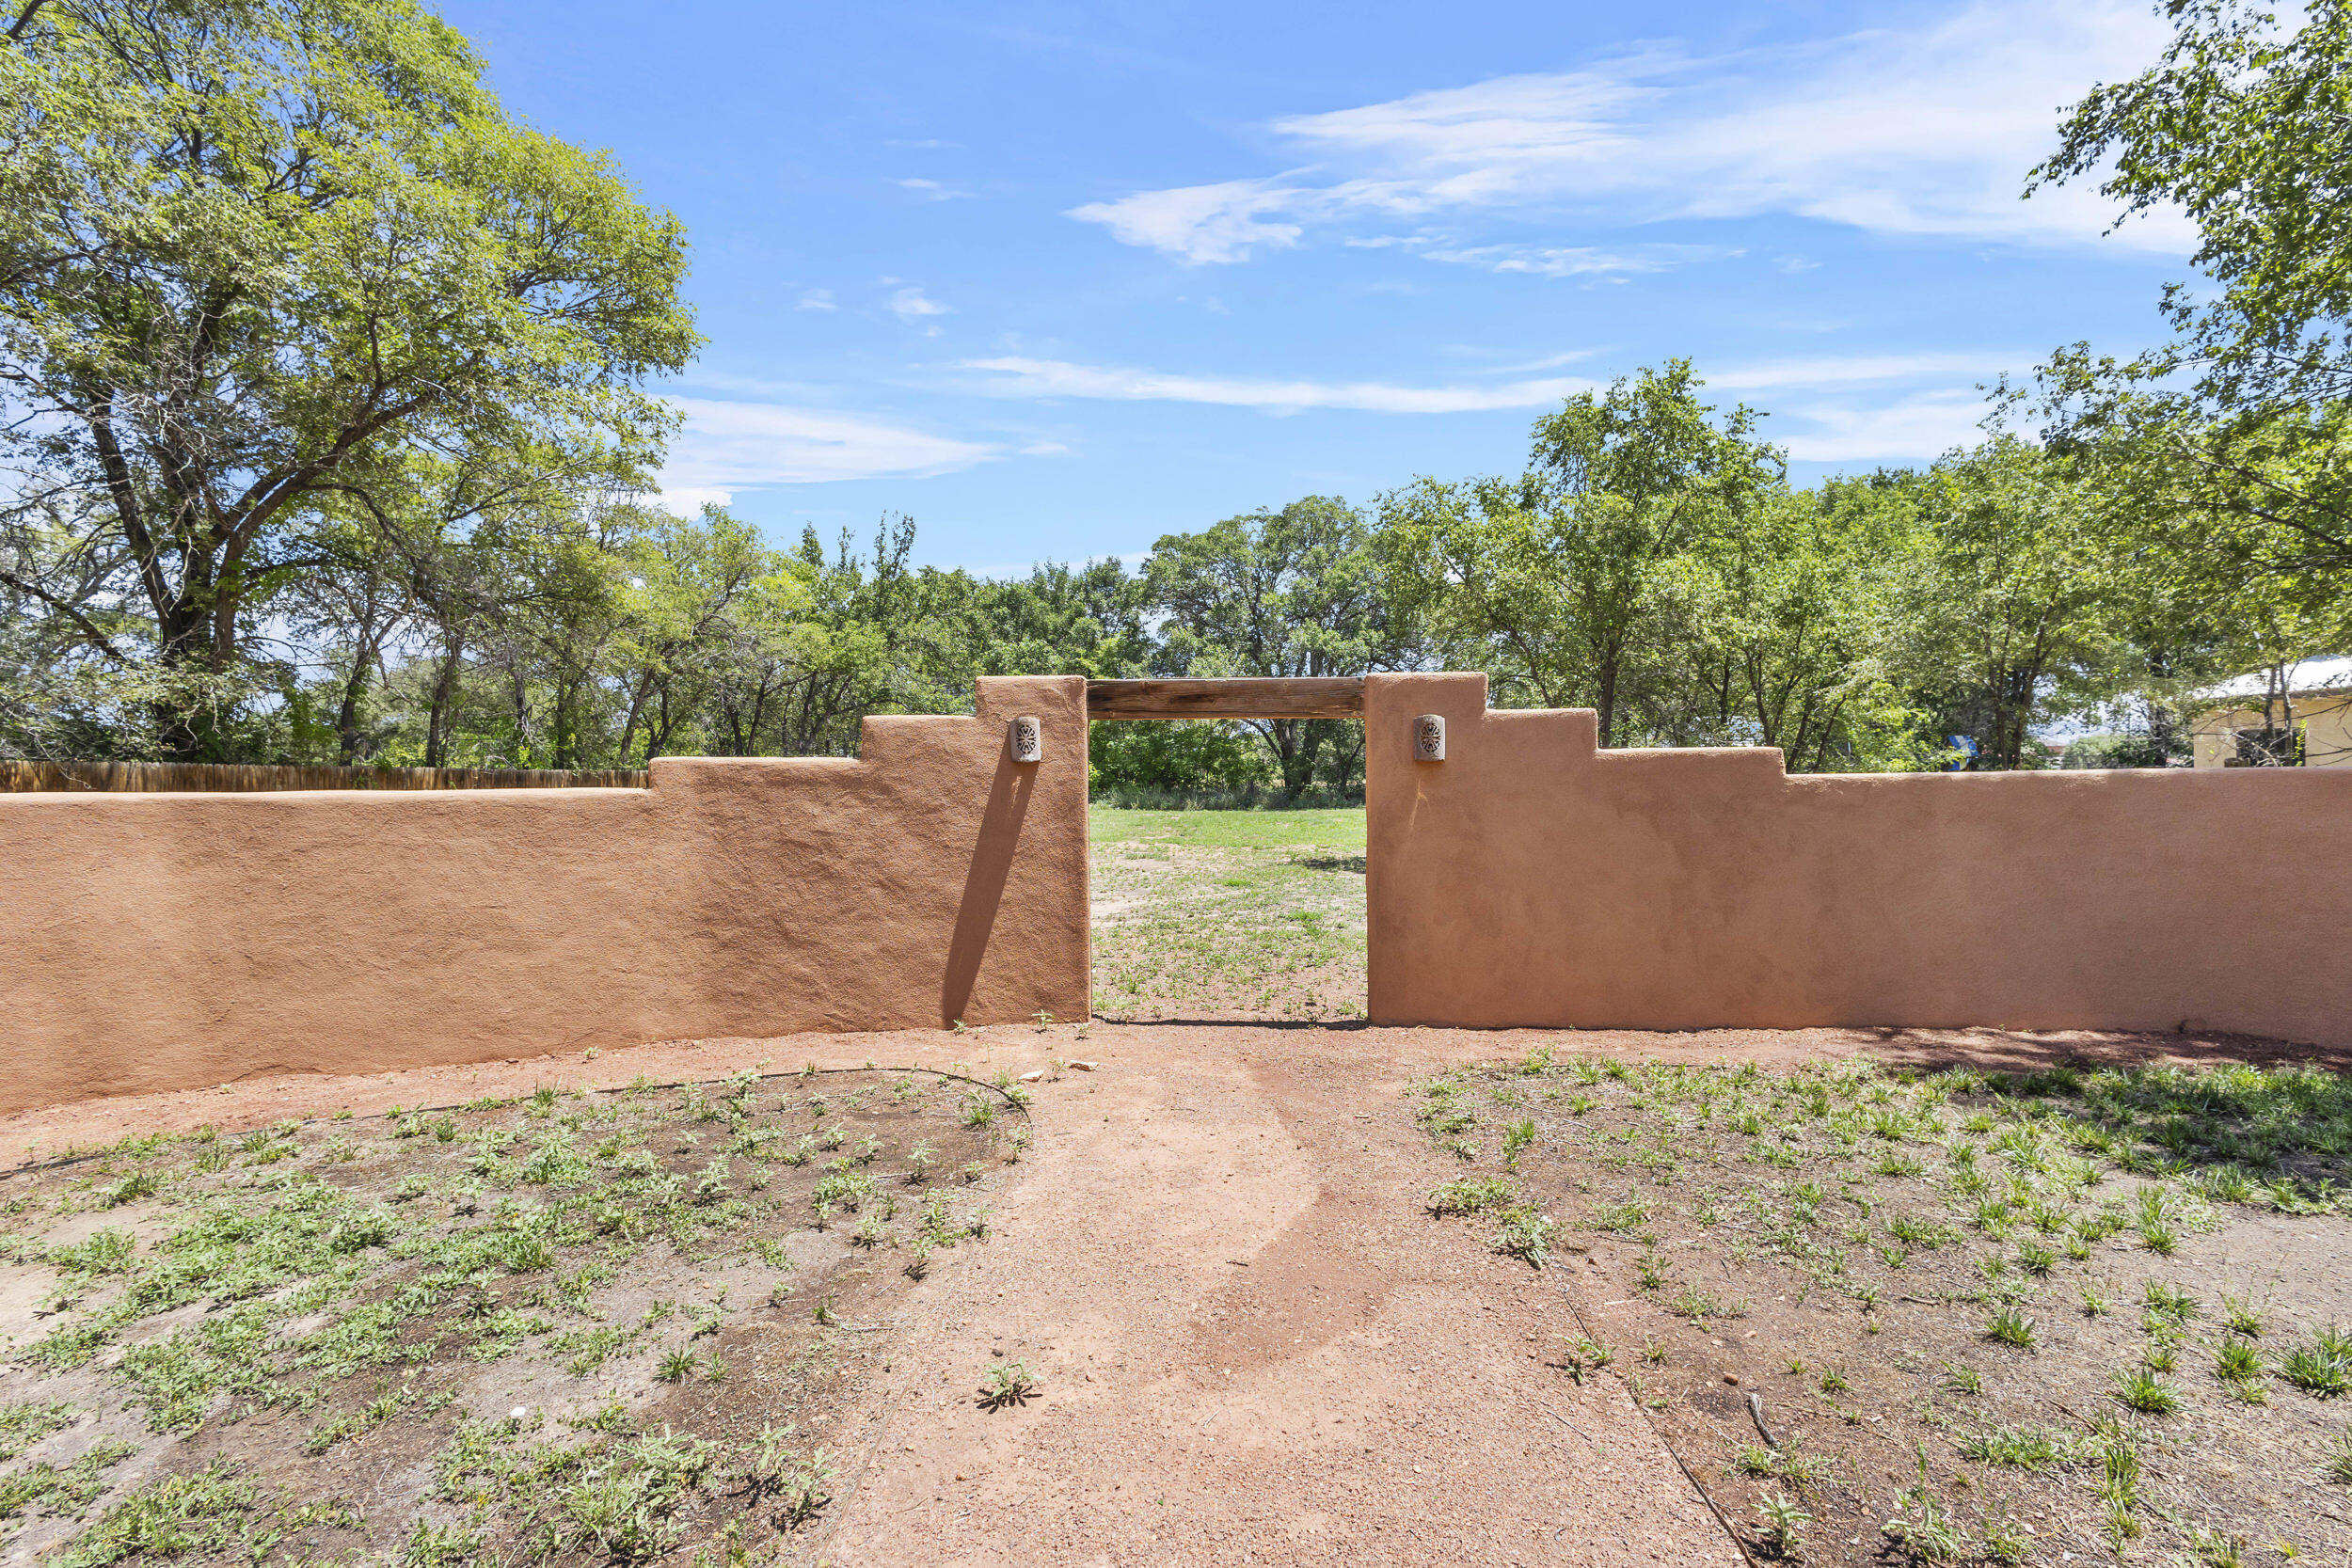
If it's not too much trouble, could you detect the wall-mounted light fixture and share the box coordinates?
[1009,716,1043,763]
[1415,714,1446,762]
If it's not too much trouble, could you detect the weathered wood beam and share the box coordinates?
[1086,677,1366,720]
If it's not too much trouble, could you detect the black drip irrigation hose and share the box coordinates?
[4,1064,1035,1181]
[1547,1271,1767,1568]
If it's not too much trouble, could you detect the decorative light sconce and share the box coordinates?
[1009,715,1043,763]
[1414,714,1446,762]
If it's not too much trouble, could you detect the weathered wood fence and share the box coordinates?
[0,760,647,793]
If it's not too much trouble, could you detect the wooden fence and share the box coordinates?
[0,760,648,793]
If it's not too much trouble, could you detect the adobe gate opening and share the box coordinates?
[1085,678,1371,1023]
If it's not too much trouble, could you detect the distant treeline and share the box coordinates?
[6,0,2347,799]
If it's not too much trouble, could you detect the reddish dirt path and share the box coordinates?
[4,1020,2331,1566]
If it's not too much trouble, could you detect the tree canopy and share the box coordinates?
[0,0,696,756]
[7,0,2350,793]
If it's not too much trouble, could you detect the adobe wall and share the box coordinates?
[1366,673,2352,1046]
[0,676,1089,1114]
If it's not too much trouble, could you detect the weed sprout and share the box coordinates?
[1753,1491,1812,1559]
[1557,1335,1613,1383]
[977,1359,1040,1410]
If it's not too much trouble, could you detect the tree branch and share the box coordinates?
[0,567,129,662]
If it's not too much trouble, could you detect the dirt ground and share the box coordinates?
[1410,1050,2352,1566]
[3,1021,2338,1566]
[0,1069,1019,1567]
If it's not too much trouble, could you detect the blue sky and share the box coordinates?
[440,0,2194,573]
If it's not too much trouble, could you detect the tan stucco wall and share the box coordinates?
[1366,673,2352,1046]
[0,676,1089,1114]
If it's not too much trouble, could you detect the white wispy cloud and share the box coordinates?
[888,286,952,331]
[1469,348,1606,374]
[1777,388,1996,461]
[654,398,1000,511]
[796,289,837,311]
[896,177,970,200]
[1705,352,2026,392]
[957,356,1596,414]
[654,486,738,517]
[957,349,2028,418]
[1423,242,1737,277]
[1069,0,2186,263]
[1068,178,1306,264]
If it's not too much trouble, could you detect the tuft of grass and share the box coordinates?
[1557,1335,1613,1384]
[1426,1177,1518,1216]
[1958,1424,2080,1469]
[1668,1284,1745,1324]
[2214,1336,2265,1384]
[2281,1327,2352,1398]
[0,1402,77,1465]
[2326,1428,2352,1486]
[2110,1366,2181,1414]
[1489,1205,1553,1269]
[743,1425,834,1528]
[1881,1492,1973,1562]
[1752,1490,1812,1560]
[2183,1528,2249,1568]
[1982,1306,2037,1349]
[0,1438,135,1523]
[53,1461,350,1568]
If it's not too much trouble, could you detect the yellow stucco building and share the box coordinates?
[2190,657,2352,768]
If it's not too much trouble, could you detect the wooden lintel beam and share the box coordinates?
[1085,677,1366,720]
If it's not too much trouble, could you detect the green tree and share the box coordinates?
[963,559,1149,681]
[2023,0,2352,655]
[1898,439,2127,771]
[607,505,771,764]
[1144,496,1404,799]
[1674,475,1934,771]
[0,0,697,756]
[2035,0,2352,415]
[1377,360,1782,746]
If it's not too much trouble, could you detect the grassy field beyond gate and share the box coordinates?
[1088,806,1367,1022]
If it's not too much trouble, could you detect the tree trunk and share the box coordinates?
[552,671,578,770]
[333,628,379,764]
[424,634,465,768]
[616,667,659,765]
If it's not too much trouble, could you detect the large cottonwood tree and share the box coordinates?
[0,0,697,755]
